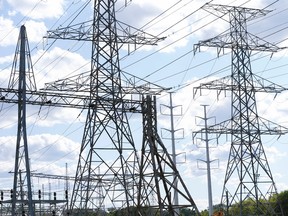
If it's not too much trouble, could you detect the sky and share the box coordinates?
[0,0,288,212]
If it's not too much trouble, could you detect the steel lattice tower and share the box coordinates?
[69,1,145,213]
[0,1,200,215]
[194,4,287,216]
[139,96,199,215]
[43,0,198,215]
[9,25,36,216]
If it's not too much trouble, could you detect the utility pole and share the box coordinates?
[194,3,287,215]
[160,92,184,214]
[193,105,218,216]
[202,105,212,216]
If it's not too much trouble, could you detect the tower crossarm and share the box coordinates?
[201,3,271,23]
[44,20,165,46]
[194,3,281,55]
[193,74,288,98]
[193,116,288,136]
[0,87,144,112]
[31,172,75,181]
[43,71,168,95]
[194,32,281,56]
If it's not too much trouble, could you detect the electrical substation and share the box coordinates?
[0,0,287,215]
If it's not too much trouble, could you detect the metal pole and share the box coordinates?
[169,92,179,213]
[202,105,213,216]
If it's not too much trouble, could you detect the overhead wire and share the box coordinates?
[121,2,213,70]
[1,0,286,105]
[0,0,44,43]
[141,0,197,31]
[122,0,253,86]
[151,3,288,89]
[0,1,93,172]
[2,0,288,177]
[158,1,288,143]
[30,113,84,162]
[32,0,92,80]
[0,0,91,91]
[169,32,288,93]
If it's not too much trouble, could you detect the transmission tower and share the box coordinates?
[43,0,199,215]
[139,95,199,215]
[0,1,201,215]
[8,25,36,216]
[193,3,288,216]
[0,23,170,216]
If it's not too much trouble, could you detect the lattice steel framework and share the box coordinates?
[0,24,166,216]
[0,1,201,215]
[43,0,196,215]
[9,25,36,216]
[139,96,199,215]
[194,4,286,216]
[68,1,143,214]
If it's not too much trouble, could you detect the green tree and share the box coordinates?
[228,198,259,215]
[200,209,209,216]
[180,207,198,216]
[269,190,288,215]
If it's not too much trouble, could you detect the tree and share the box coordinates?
[269,190,288,215]
[180,207,198,216]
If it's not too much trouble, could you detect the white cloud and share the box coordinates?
[0,0,287,209]
[33,46,90,88]
[0,54,13,65]
[24,20,47,43]
[0,16,18,47]
[34,107,86,127]
[7,0,66,19]
[0,132,80,190]
[0,133,80,164]
[264,145,287,164]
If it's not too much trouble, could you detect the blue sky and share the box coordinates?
[0,0,288,211]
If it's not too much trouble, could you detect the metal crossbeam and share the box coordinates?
[45,20,165,46]
[193,74,288,99]
[193,116,288,136]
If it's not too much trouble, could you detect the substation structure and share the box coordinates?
[193,3,288,216]
[0,0,200,215]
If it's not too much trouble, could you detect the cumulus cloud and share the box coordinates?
[0,16,18,47]
[0,133,79,169]
[24,20,47,42]
[7,0,65,19]
[32,46,90,88]
[0,133,80,190]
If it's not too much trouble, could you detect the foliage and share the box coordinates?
[106,206,198,216]
[67,192,288,216]
[180,207,198,216]
[269,190,288,215]
[106,206,164,216]
[207,190,288,216]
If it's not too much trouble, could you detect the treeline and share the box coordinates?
[66,190,288,215]
[201,190,288,216]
